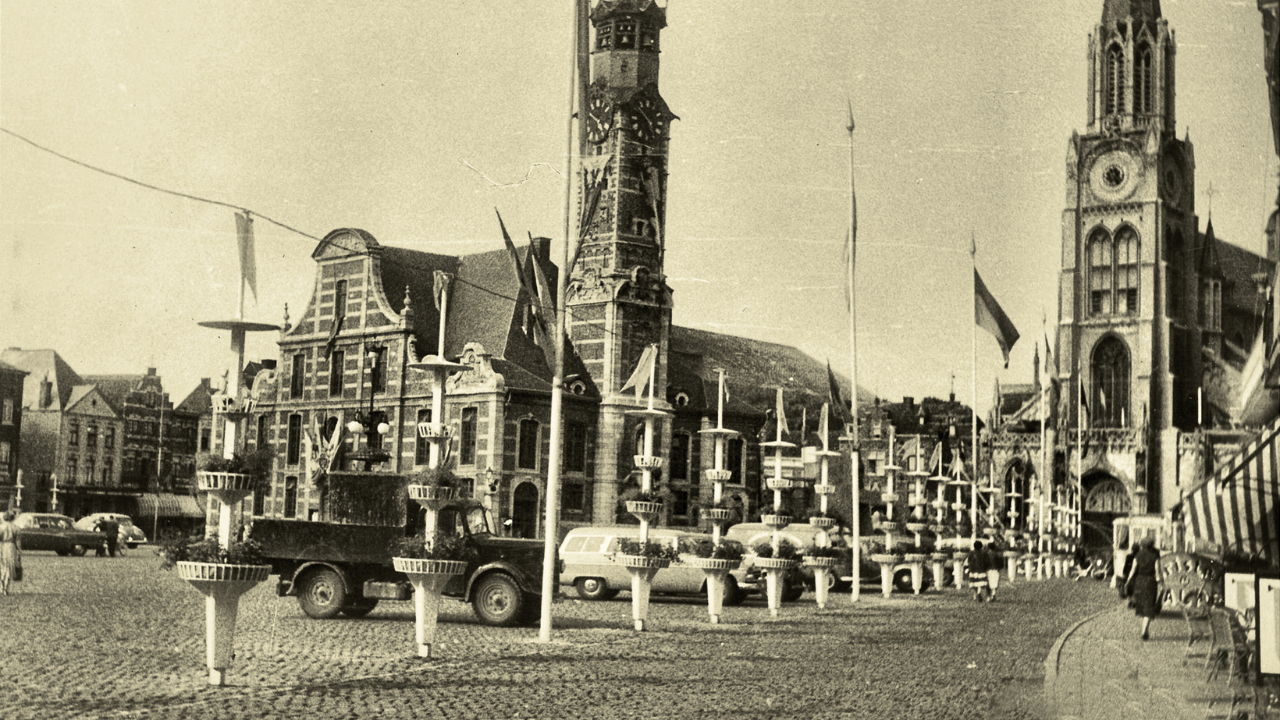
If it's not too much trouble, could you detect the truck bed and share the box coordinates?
[251,518,403,565]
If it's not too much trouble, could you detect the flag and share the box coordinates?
[620,344,658,400]
[496,210,547,341]
[775,388,790,437]
[432,270,451,311]
[826,361,847,424]
[975,269,1020,367]
[801,407,808,444]
[1033,342,1041,395]
[324,313,343,359]
[928,439,944,475]
[819,403,830,440]
[235,211,258,302]
[990,377,1003,432]
[1098,386,1108,422]
[1079,380,1090,431]
[900,435,920,465]
[846,98,857,277]
[529,237,557,328]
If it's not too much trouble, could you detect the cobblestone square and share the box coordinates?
[0,552,1116,719]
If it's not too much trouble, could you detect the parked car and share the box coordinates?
[14,513,105,556]
[73,513,149,549]
[726,522,940,594]
[558,526,751,605]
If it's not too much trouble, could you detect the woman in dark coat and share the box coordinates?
[1125,536,1161,640]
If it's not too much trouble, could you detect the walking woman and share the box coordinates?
[1125,536,1160,640]
[0,510,21,595]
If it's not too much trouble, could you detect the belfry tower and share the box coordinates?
[568,0,676,521]
[1058,0,1200,515]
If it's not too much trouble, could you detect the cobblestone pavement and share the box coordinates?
[1,552,1118,719]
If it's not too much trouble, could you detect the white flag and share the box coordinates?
[620,344,658,400]
[236,211,258,302]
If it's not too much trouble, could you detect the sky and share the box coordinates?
[1,0,1273,415]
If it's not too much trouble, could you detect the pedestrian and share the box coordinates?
[1124,535,1160,640]
[965,540,990,602]
[985,539,1002,601]
[0,510,21,595]
[95,516,119,558]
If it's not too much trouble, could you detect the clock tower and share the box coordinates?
[569,0,676,521]
[1058,0,1199,515]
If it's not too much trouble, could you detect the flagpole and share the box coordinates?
[845,101,862,603]
[970,233,979,543]
[538,0,581,643]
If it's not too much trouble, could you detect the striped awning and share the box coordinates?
[134,493,206,519]
[1182,416,1280,561]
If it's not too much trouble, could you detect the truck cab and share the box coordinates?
[252,498,550,627]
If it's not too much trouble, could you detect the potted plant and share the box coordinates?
[751,539,799,565]
[808,509,837,529]
[702,499,736,524]
[800,544,841,568]
[160,534,267,570]
[197,449,273,493]
[407,467,459,510]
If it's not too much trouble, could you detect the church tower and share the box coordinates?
[569,0,676,521]
[1058,0,1199,513]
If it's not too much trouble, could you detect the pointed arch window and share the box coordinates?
[1089,228,1139,317]
[1105,44,1126,115]
[1091,337,1130,428]
[1134,45,1153,115]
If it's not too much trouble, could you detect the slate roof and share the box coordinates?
[0,360,28,377]
[81,374,141,409]
[1213,234,1273,320]
[667,325,875,424]
[0,348,84,411]
[176,379,215,415]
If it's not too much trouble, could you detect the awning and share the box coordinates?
[134,493,206,519]
[1182,416,1280,561]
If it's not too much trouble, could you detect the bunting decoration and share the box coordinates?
[775,388,789,437]
[827,360,847,425]
[496,209,548,344]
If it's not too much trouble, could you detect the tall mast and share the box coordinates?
[846,101,862,603]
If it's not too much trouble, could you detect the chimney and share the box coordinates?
[261,359,277,370]
[903,396,914,408]
[950,392,956,403]
[531,236,551,260]
[39,374,53,409]
[147,367,157,376]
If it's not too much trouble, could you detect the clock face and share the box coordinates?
[1161,151,1186,207]
[587,96,614,144]
[1088,149,1142,203]
[629,97,661,142]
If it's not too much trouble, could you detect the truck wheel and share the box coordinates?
[70,544,87,557]
[722,575,746,606]
[781,580,804,602]
[575,577,610,601]
[472,573,523,627]
[298,568,347,619]
[893,569,914,593]
[340,598,379,618]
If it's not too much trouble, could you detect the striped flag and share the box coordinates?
[1182,416,1280,561]
[975,269,1020,368]
[495,210,548,343]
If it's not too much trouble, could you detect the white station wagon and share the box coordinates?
[558,526,751,604]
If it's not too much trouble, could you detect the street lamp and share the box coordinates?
[346,350,391,471]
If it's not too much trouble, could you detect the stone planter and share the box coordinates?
[753,557,797,617]
[868,553,903,564]
[802,555,837,569]
[686,557,741,623]
[407,485,456,513]
[808,516,836,529]
[703,469,733,483]
[812,484,837,495]
[869,554,901,598]
[633,455,664,470]
[197,472,256,494]
[903,553,930,563]
[177,562,272,686]
[880,492,899,503]
[392,557,467,658]
[873,520,902,534]
[625,501,663,523]
[620,555,671,631]
[703,508,734,524]
[760,513,791,528]
[803,555,837,610]
[905,522,929,534]
[767,478,801,491]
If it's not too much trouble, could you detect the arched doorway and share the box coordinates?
[511,482,539,539]
[1082,475,1130,549]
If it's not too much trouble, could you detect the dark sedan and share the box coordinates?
[14,512,105,556]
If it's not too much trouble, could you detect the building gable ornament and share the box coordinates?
[447,343,502,393]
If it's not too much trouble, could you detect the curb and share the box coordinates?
[1042,606,1118,720]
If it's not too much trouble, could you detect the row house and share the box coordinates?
[0,360,27,510]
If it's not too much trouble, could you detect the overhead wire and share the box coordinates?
[0,125,643,346]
